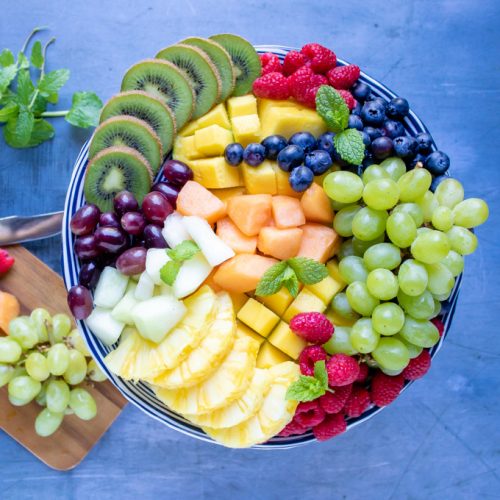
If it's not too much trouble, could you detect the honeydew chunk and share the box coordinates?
[86,307,125,345]
[93,266,129,309]
[135,272,155,301]
[173,252,213,299]
[111,283,139,325]
[162,211,193,248]
[145,248,171,285]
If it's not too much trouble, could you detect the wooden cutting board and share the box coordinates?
[0,246,127,470]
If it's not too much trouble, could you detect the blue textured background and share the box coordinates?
[1,1,499,498]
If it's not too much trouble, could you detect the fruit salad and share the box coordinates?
[67,35,489,447]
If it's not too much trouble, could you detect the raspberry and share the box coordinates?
[260,52,283,75]
[432,318,445,337]
[318,384,352,414]
[344,385,371,418]
[299,345,328,376]
[279,419,308,437]
[289,66,328,108]
[326,354,360,386]
[402,350,431,380]
[300,43,337,74]
[0,249,15,274]
[338,89,357,110]
[290,312,334,344]
[252,72,290,100]
[371,372,404,407]
[356,363,369,382]
[327,64,361,90]
[282,50,308,76]
[313,413,346,441]
[294,400,326,428]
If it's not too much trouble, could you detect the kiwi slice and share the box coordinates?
[180,37,235,102]
[100,91,176,154]
[209,34,261,96]
[156,44,221,119]
[121,59,195,129]
[84,146,152,212]
[89,116,163,175]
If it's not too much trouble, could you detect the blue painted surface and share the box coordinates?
[0,1,499,498]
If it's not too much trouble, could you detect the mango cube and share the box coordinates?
[271,163,301,198]
[305,275,344,305]
[283,288,327,323]
[325,309,356,327]
[256,342,292,368]
[258,287,294,316]
[268,321,307,360]
[194,125,233,156]
[237,321,265,345]
[227,95,258,118]
[196,103,231,130]
[241,160,277,195]
[231,114,261,146]
[211,187,246,203]
[188,157,242,189]
[229,292,248,313]
[174,135,204,161]
[237,298,280,338]
[327,259,344,285]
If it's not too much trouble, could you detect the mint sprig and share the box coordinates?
[286,361,329,402]
[160,241,200,286]
[315,85,365,165]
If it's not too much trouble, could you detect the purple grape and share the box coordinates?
[161,159,193,187]
[78,261,101,289]
[67,285,93,320]
[152,182,179,206]
[99,212,121,229]
[74,234,100,260]
[116,247,147,275]
[121,211,146,235]
[70,204,101,236]
[143,224,167,248]
[113,191,139,216]
[94,226,128,253]
[142,192,173,224]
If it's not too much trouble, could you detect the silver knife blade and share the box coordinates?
[0,211,64,246]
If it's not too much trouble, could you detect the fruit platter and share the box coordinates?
[61,35,489,448]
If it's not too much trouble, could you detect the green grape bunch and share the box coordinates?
[0,308,107,437]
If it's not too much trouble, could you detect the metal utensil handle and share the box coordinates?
[0,211,64,246]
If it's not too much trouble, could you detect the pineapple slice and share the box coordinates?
[104,327,140,376]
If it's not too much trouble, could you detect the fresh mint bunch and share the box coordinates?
[285,360,330,402]
[160,241,201,286]
[0,27,102,149]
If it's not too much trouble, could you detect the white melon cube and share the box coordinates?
[111,283,138,325]
[162,211,192,248]
[173,253,213,299]
[155,282,174,296]
[86,307,125,345]
[93,267,129,309]
[135,272,155,301]
[145,248,171,285]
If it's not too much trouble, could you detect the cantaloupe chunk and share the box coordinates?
[226,194,272,236]
[213,254,278,293]
[257,227,303,260]
[0,291,20,334]
[203,269,223,292]
[297,223,340,263]
[177,181,226,225]
[271,196,306,229]
[216,217,257,254]
[300,183,334,225]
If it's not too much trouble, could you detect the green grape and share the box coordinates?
[323,171,364,203]
[372,303,405,335]
[363,243,402,271]
[35,408,64,437]
[380,367,404,376]
[331,293,360,321]
[52,313,72,343]
[363,178,400,210]
[25,352,50,382]
[333,205,361,237]
[425,263,455,295]
[372,337,410,371]
[416,227,432,236]
[433,290,452,301]
[339,256,369,284]
[350,318,379,353]
[87,359,107,382]
[47,343,70,376]
[46,379,71,413]
[392,203,424,227]
[362,164,389,184]
[66,328,91,357]
[397,168,432,202]
[410,229,450,263]
[400,316,440,347]
[346,281,380,316]
[0,337,22,363]
[416,190,438,222]
[9,394,33,406]
[8,375,41,404]
[452,198,489,228]
[434,178,464,208]
[69,388,97,420]
[386,212,417,248]
[323,326,357,355]
[431,299,442,319]
[397,259,428,296]
[351,234,385,256]
[431,206,454,232]
[331,199,351,211]
[35,381,48,406]
[8,316,38,350]
[366,269,399,300]
[30,308,52,343]
[11,366,27,378]
[380,157,406,181]
[441,250,464,277]
[446,226,478,255]
[0,363,15,388]
[352,207,388,241]
[393,334,423,359]
[397,289,435,319]
[338,239,356,259]
[63,350,87,385]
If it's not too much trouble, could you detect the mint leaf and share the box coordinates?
[17,52,30,70]
[65,91,102,128]
[255,260,288,297]
[0,49,15,67]
[32,94,48,115]
[0,102,19,123]
[287,257,328,285]
[37,69,69,98]
[285,375,325,402]
[159,260,182,286]
[282,267,299,298]
[314,360,328,389]
[0,65,18,94]
[16,70,34,105]
[3,108,35,147]
[315,85,349,134]
[30,41,43,69]
[167,240,200,262]
[334,129,365,165]
[26,119,55,147]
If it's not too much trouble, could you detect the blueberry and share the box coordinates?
[317,132,336,156]
[361,131,371,146]
[371,136,393,159]
[243,143,266,166]
[383,119,406,139]
[304,150,333,175]
[366,96,387,108]
[361,100,386,126]
[343,164,365,176]
[425,151,450,175]
[352,82,371,101]
[289,132,317,153]
[430,175,447,192]
[289,166,314,192]
[224,143,244,166]
[351,101,362,116]
[386,97,410,119]
[261,135,288,160]
[348,115,364,131]
[362,154,375,168]
[277,144,305,172]
[409,153,427,169]
[415,132,433,154]
[393,136,417,158]
[363,126,383,141]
